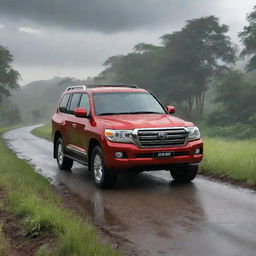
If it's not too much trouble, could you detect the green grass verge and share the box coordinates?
[31,123,52,141]
[200,137,256,185]
[0,126,119,256]
[33,124,256,186]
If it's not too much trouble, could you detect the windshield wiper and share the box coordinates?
[127,111,163,114]
[98,112,120,116]
[98,111,163,116]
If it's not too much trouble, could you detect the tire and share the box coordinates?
[56,138,73,170]
[170,164,198,183]
[91,146,117,189]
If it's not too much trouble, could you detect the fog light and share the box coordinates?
[194,148,201,155]
[115,152,124,158]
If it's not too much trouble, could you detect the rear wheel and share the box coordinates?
[170,164,198,182]
[91,146,117,188]
[56,138,73,170]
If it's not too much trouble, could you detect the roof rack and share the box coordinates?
[65,85,87,91]
[65,84,139,91]
[86,84,139,89]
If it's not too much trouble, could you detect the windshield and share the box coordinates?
[93,92,166,116]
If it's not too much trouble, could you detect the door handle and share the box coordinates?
[72,123,77,128]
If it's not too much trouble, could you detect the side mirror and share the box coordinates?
[74,108,87,118]
[166,105,175,114]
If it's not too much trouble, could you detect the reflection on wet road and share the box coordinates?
[4,125,256,256]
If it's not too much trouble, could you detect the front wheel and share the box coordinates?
[170,164,198,183]
[56,138,73,170]
[91,146,117,189]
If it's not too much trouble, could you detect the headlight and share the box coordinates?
[187,126,200,141]
[104,129,134,143]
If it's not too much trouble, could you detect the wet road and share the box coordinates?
[4,125,256,256]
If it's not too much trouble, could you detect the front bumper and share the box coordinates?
[102,139,203,171]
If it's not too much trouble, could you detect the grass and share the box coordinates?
[0,224,11,256]
[0,126,119,256]
[31,123,52,141]
[200,137,256,185]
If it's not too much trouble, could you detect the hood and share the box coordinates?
[97,114,194,130]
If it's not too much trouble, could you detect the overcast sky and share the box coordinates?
[0,0,255,85]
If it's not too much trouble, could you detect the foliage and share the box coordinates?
[96,16,236,120]
[202,123,256,140]
[207,70,256,125]
[0,98,23,126]
[159,16,236,119]
[0,46,20,103]
[239,5,256,71]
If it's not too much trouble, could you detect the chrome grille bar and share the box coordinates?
[133,127,188,148]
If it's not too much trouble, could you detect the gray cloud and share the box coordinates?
[0,0,218,33]
[0,0,255,85]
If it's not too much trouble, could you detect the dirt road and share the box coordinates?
[4,125,256,256]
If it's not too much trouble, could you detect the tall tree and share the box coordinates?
[0,46,20,103]
[239,6,256,71]
[160,16,236,119]
[208,70,256,125]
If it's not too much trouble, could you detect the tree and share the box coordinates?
[96,16,236,120]
[160,16,236,119]
[0,98,22,125]
[96,44,160,92]
[0,46,20,103]
[239,6,256,71]
[208,70,256,125]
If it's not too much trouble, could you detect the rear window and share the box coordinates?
[68,93,81,114]
[59,94,70,113]
[79,93,90,113]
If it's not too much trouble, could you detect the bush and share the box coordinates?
[201,123,256,140]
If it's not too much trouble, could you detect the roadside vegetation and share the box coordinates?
[32,124,256,187]
[200,138,256,185]
[0,126,118,256]
[31,123,52,141]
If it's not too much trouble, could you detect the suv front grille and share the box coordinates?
[135,128,188,148]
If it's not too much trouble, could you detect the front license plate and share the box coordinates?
[153,151,174,158]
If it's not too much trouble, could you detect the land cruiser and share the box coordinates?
[52,85,203,188]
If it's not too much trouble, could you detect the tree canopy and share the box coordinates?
[239,6,256,71]
[97,16,236,120]
[0,46,20,103]
[207,70,256,125]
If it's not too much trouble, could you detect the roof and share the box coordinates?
[64,85,147,93]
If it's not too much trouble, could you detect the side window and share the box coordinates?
[59,94,70,113]
[68,93,81,114]
[79,94,90,114]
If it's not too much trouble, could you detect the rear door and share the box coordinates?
[56,93,71,146]
[65,93,82,151]
[75,93,91,154]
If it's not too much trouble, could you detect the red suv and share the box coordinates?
[52,85,203,188]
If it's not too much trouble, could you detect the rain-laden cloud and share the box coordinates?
[0,0,255,84]
[0,0,220,33]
